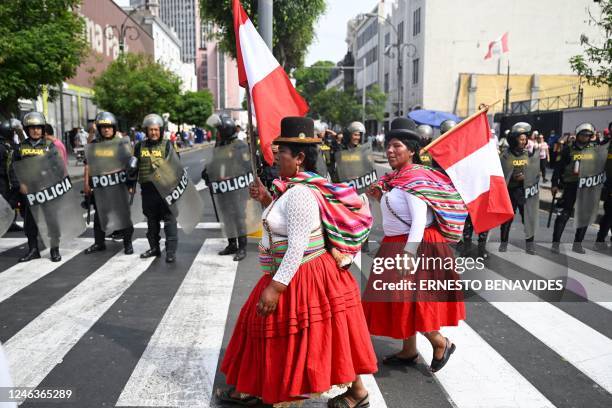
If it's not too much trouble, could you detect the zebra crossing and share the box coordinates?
[0,231,611,407]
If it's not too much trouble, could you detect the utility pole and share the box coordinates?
[505,61,511,114]
[362,58,367,124]
[258,0,273,51]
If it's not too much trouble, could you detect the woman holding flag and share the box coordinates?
[362,117,468,373]
[217,117,376,408]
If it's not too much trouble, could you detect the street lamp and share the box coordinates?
[358,12,417,117]
[107,7,142,55]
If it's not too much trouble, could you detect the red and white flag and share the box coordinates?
[427,111,513,233]
[484,32,509,60]
[232,0,309,165]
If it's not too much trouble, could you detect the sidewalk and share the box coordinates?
[67,142,212,181]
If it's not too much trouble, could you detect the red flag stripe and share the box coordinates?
[467,177,514,232]
[232,0,249,87]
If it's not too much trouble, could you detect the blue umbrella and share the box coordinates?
[408,109,462,128]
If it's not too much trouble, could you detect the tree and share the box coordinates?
[93,53,182,128]
[200,0,326,71]
[294,60,334,105]
[310,85,387,128]
[0,0,88,117]
[569,0,612,86]
[365,85,386,124]
[171,91,214,129]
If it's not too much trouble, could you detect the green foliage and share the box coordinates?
[310,85,387,128]
[0,0,88,117]
[294,60,334,104]
[92,53,182,128]
[171,90,214,128]
[570,0,612,86]
[200,0,326,71]
[365,85,386,123]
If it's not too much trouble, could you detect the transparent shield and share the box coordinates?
[575,144,608,228]
[335,145,378,194]
[523,149,541,238]
[0,195,13,237]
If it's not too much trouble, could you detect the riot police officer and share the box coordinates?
[203,114,248,261]
[551,123,599,254]
[83,112,134,255]
[595,122,612,249]
[130,114,178,263]
[15,112,61,262]
[416,124,434,167]
[499,122,537,254]
[0,120,20,224]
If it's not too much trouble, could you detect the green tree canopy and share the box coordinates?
[311,86,387,128]
[294,60,334,104]
[365,85,386,124]
[200,0,326,71]
[171,90,214,129]
[93,53,182,128]
[570,0,612,86]
[0,0,88,117]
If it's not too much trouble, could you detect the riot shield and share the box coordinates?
[522,149,541,238]
[316,147,329,179]
[334,144,378,195]
[206,141,262,238]
[500,149,514,184]
[85,137,136,232]
[151,150,204,235]
[14,149,86,247]
[575,143,608,228]
[0,195,13,237]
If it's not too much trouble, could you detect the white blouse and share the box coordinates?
[261,185,321,286]
[381,188,434,254]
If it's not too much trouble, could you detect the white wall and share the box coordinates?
[422,0,605,112]
[152,23,181,75]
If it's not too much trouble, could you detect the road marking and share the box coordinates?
[195,180,208,191]
[557,243,612,271]
[133,222,221,229]
[4,240,154,389]
[416,321,554,408]
[0,238,26,253]
[117,239,238,407]
[0,239,92,303]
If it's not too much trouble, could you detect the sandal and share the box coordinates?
[327,392,369,408]
[382,353,418,366]
[216,387,262,406]
[430,337,456,373]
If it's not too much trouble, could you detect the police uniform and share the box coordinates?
[84,112,134,255]
[595,130,612,248]
[15,112,62,262]
[551,123,598,254]
[131,114,178,263]
[0,121,19,207]
[498,122,537,254]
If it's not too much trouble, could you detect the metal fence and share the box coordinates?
[510,92,612,114]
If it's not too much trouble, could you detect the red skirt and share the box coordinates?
[362,226,466,339]
[220,251,378,405]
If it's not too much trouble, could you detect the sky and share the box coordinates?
[114,0,377,67]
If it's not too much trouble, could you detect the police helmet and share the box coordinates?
[217,115,236,139]
[142,113,164,130]
[23,112,46,130]
[440,120,457,135]
[416,124,434,145]
[0,121,12,140]
[347,121,366,134]
[10,118,22,131]
[575,122,595,137]
[95,111,118,133]
[511,122,532,137]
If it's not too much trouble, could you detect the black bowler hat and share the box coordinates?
[386,117,421,144]
[274,117,321,144]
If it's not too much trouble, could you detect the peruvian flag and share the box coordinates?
[427,111,513,233]
[484,32,509,60]
[232,0,309,165]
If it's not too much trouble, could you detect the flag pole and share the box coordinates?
[245,86,259,178]
[420,99,502,154]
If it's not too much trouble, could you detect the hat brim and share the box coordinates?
[386,129,421,143]
[274,137,322,144]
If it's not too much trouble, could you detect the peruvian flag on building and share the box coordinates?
[484,32,509,60]
[232,0,309,165]
[426,111,514,233]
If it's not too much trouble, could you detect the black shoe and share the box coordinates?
[498,242,508,252]
[123,241,134,255]
[85,243,106,254]
[551,242,561,254]
[50,247,61,262]
[18,248,40,263]
[525,242,536,255]
[218,244,238,256]
[233,248,247,261]
[477,242,489,260]
[165,253,176,263]
[572,242,586,254]
[140,248,161,259]
[430,338,456,373]
[594,241,609,251]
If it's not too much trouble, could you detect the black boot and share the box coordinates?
[165,252,176,263]
[140,247,161,258]
[123,230,134,255]
[85,243,106,254]
[525,240,536,255]
[18,247,40,262]
[477,240,489,260]
[50,247,61,262]
[233,248,247,261]
[219,240,238,256]
[459,239,472,256]
[499,222,511,252]
[551,242,561,254]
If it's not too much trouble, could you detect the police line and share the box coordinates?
[210,172,255,195]
[91,170,127,189]
[578,172,606,189]
[27,176,73,206]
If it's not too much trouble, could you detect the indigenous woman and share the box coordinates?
[362,117,467,373]
[218,117,377,408]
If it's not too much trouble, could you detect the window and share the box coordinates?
[384,73,389,93]
[358,46,378,67]
[413,8,421,36]
[397,21,404,44]
[384,32,390,48]
[357,21,378,48]
[412,58,419,84]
